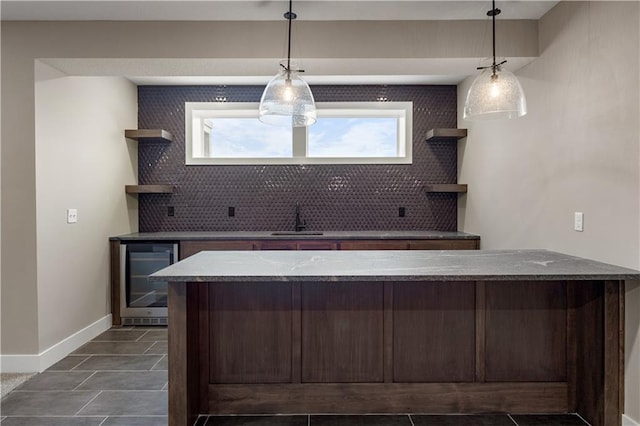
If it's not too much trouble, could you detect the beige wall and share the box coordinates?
[34,63,138,351]
[457,1,640,422]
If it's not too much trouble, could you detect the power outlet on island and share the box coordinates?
[67,208,78,224]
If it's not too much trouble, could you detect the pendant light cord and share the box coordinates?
[491,0,497,67]
[478,0,506,72]
[286,0,293,71]
[281,0,305,73]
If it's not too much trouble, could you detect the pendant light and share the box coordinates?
[259,0,316,127]
[463,0,527,120]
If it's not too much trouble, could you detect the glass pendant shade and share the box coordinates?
[464,65,527,121]
[259,68,317,128]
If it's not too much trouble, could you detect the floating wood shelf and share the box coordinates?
[425,184,468,193]
[426,128,468,141]
[125,185,174,194]
[125,129,173,142]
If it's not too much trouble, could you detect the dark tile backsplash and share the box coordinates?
[137,85,459,232]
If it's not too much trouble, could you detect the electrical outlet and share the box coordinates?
[399,207,406,217]
[228,207,235,217]
[167,206,175,217]
[67,208,78,224]
[574,212,584,232]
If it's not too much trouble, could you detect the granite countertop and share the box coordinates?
[149,249,640,282]
[110,230,480,241]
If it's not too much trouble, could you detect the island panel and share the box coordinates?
[572,280,605,425]
[301,282,384,383]
[485,281,567,382]
[393,281,475,382]
[206,382,569,414]
[209,282,292,384]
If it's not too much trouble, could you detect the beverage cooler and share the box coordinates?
[120,242,178,325]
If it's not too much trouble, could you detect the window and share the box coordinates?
[186,102,412,165]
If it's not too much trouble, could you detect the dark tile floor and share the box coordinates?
[0,327,168,426]
[0,327,589,426]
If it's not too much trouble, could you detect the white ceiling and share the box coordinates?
[2,1,558,21]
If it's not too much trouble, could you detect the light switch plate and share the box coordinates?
[67,208,78,224]
[574,212,583,232]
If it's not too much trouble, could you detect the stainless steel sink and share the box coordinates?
[270,231,324,236]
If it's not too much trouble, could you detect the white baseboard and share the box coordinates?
[0,314,112,373]
[624,414,640,426]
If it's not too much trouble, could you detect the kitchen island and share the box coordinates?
[150,249,640,426]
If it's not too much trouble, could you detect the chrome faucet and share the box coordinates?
[294,202,307,232]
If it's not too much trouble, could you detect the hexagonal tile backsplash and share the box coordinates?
[137,85,459,232]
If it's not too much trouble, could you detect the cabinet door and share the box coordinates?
[340,240,409,250]
[409,240,479,250]
[180,240,254,259]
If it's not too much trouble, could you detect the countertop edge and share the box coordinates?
[148,249,640,282]
[150,273,640,282]
[109,231,480,241]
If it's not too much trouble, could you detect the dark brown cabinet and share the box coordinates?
[112,236,478,325]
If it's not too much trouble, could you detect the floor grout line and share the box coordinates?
[136,330,151,342]
[149,355,166,371]
[73,371,97,391]
[70,355,92,371]
[97,416,109,426]
[408,413,415,426]
[507,414,519,425]
[142,341,159,355]
[74,390,103,416]
[575,412,591,425]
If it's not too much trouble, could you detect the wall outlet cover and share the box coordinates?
[574,212,584,232]
[67,208,78,224]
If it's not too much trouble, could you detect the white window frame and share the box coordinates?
[185,101,413,165]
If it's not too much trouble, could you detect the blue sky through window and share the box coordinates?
[308,117,398,157]
[206,118,292,158]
